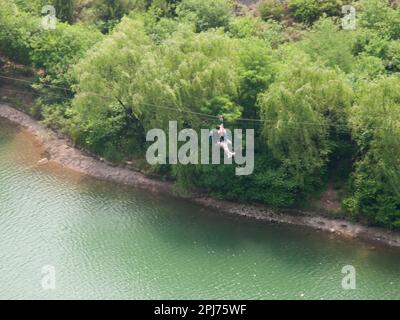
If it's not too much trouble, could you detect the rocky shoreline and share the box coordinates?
[1,103,400,248]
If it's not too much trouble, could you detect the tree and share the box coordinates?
[300,18,356,73]
[258,54,353,186]
[345,76,400,229]
[236,38,276,119]
[228,16,283,47]
[176,0,233,32]
[29,22,102,127]
[0,0,39,64]
[70,17,241,161]
[358,0,400,40]
[289,0,343,25]
[258,0,288,22]
[53,0,75,23]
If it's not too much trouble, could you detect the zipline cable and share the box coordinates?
[0,86,226,130]
[0,75,221,120]
[0,74,397,131]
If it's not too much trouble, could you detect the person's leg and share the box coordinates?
[221,142,235,158]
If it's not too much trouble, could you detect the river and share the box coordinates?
[0,117,399,299]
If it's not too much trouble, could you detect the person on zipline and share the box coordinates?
[210,118,235,159]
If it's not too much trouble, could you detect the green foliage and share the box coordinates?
[258,0,288,22]
[0,1,40,64]
[14,0,47,13]
[345,76,400,229]
[0,0,102,85]
[70,17,242,159]
[175,154,304,208]
[176,0,233,32]
[386,40,400,73]
[258,54,353,186]
[53,0,75,23]
[95,0,147,20]
[40,102,74,132]
[300,18,356,73]
[28,22,102,126]
[69,17,151,156]
[358,0,400,40]
[143,8,181,43]
[353,53,385,81]
[4,0,400,227]
[289,0,343,25]
[141,25,241,127]
[73,0,148,32]
[148,0,182,17]
[228,16,283,47]
[237,38,276,118]
[353,28,400,74]
[353,29,390,60]
[30,23,102,81]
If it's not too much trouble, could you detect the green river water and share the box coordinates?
[0,117,399,300]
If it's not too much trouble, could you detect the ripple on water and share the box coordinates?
[0,118,400,299]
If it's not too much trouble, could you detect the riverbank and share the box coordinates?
[1,103,399,248]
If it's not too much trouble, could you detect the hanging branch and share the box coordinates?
[115,97,139,123]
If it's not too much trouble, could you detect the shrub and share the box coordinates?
[236,38,276,118]
[176,0,233,32]
[289,0,343,25]
[229,16,283,46]
[53,0,75,23]
[353,54,385,80]
[301,18,356,73]
[30,23,102,79]
[352,29,400,73]
[14,0,47,13]
[345,76,400,229]
[386,40,400,72]
[258,54,354,186]
[70,17,245,168]
[143,9,180,43]
[258,0,288,22]
[0,1,39,64]
[178,153,304,208]
[358,0,400,40]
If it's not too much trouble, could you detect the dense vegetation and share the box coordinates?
[0,0,399,229]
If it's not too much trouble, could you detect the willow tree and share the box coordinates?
[258,54,354,187]
[71,16,242,161]
[152,27,241,128]
[70,17,153,159]
[152,27,241,188]
[345,76,400,229]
